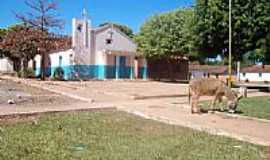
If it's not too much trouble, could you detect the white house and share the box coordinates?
[240,65,270,82]
[33,11,147,80]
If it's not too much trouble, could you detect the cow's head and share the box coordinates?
[227,90,243,113]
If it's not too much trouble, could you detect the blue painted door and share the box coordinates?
[119,56,126,78]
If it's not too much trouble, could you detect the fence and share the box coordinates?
[147,58,189,81]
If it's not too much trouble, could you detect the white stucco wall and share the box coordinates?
[240,72,270,82]
[95,27,136,55]
[50,49,74,68]
[0,58,13,72]
[33,49,74,69]
[95,50,107,65]
[34,55,41,69]
[72,18,92,65]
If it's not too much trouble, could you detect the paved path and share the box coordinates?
[117,98,270,146]
[1,76,270,146]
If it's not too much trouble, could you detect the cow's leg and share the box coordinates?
[191,95,200,114]
[210,95,219,113]
[218,96,225,112]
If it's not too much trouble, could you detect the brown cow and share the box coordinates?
[188,78,242,114]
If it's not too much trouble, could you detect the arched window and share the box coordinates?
[77,24,82,32]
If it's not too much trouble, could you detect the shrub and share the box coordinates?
[17,68,35,78]
[53,67,65,81]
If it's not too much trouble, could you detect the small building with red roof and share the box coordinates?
[240,65,270,82]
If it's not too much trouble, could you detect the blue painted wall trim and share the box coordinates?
[36,65,135,80]
[35,67,51,78]
[139,67,148,79]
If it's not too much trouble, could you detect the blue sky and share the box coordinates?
[0,0,194,35]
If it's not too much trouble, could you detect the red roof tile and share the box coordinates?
[189,65,229,74]
[241,65,270,73]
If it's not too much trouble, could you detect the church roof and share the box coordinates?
[92,24,136,46]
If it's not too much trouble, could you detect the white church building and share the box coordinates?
[33,13,147,80]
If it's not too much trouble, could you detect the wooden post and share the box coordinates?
[237,61,241,82]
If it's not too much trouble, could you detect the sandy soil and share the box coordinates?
[0,79,76,107]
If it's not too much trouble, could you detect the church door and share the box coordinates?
[119,56,126,78]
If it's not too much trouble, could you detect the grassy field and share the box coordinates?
[0,111,266,160]
[202,96,270,120]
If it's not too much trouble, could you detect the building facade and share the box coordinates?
[34,15,147,80]
[189,65,237,82]
[240,65,270,82]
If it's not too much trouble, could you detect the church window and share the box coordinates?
[69,54,73,65]
[77,24,82,32]
[106,39,113,45]
[59,56,63,66]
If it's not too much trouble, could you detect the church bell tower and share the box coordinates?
[72,8,92,64]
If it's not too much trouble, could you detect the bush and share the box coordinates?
[53,67,65,81]
[17,68,35,78]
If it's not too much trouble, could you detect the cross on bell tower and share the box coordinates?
[82,8,88,21]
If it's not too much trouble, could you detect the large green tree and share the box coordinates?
[194,0,270,62]
[99,22,134,38]
[135,8,195,59]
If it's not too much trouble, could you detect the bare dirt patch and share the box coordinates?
[0,79,77,107]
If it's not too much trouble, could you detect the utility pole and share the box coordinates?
[228,0,232,87]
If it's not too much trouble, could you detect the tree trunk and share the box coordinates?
[19,58,29,78]
[40,51,46,80]
[23,58,28,70]
[13,59,21,72]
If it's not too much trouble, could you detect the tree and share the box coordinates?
[0,29,6,40]
[243,50,264,65]
[0,28,7,57]
[135,8,195,59]
[0,25,47,72]
[0,25,71,74]
[15,0,64,80]
[194,0,270,63]
[99,22,134,38]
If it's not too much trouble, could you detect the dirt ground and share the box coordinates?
[1,76,270,146]
[0,79,77,107]
[17,80,189,103]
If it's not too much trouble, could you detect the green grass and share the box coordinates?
[0,111,266,160]
[202,96,270,120]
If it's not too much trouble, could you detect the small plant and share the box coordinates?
[17,68,35,78]
[53,67,65,81]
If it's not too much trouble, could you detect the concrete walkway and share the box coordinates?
[1,76,270,146]
[117,98,270,146]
